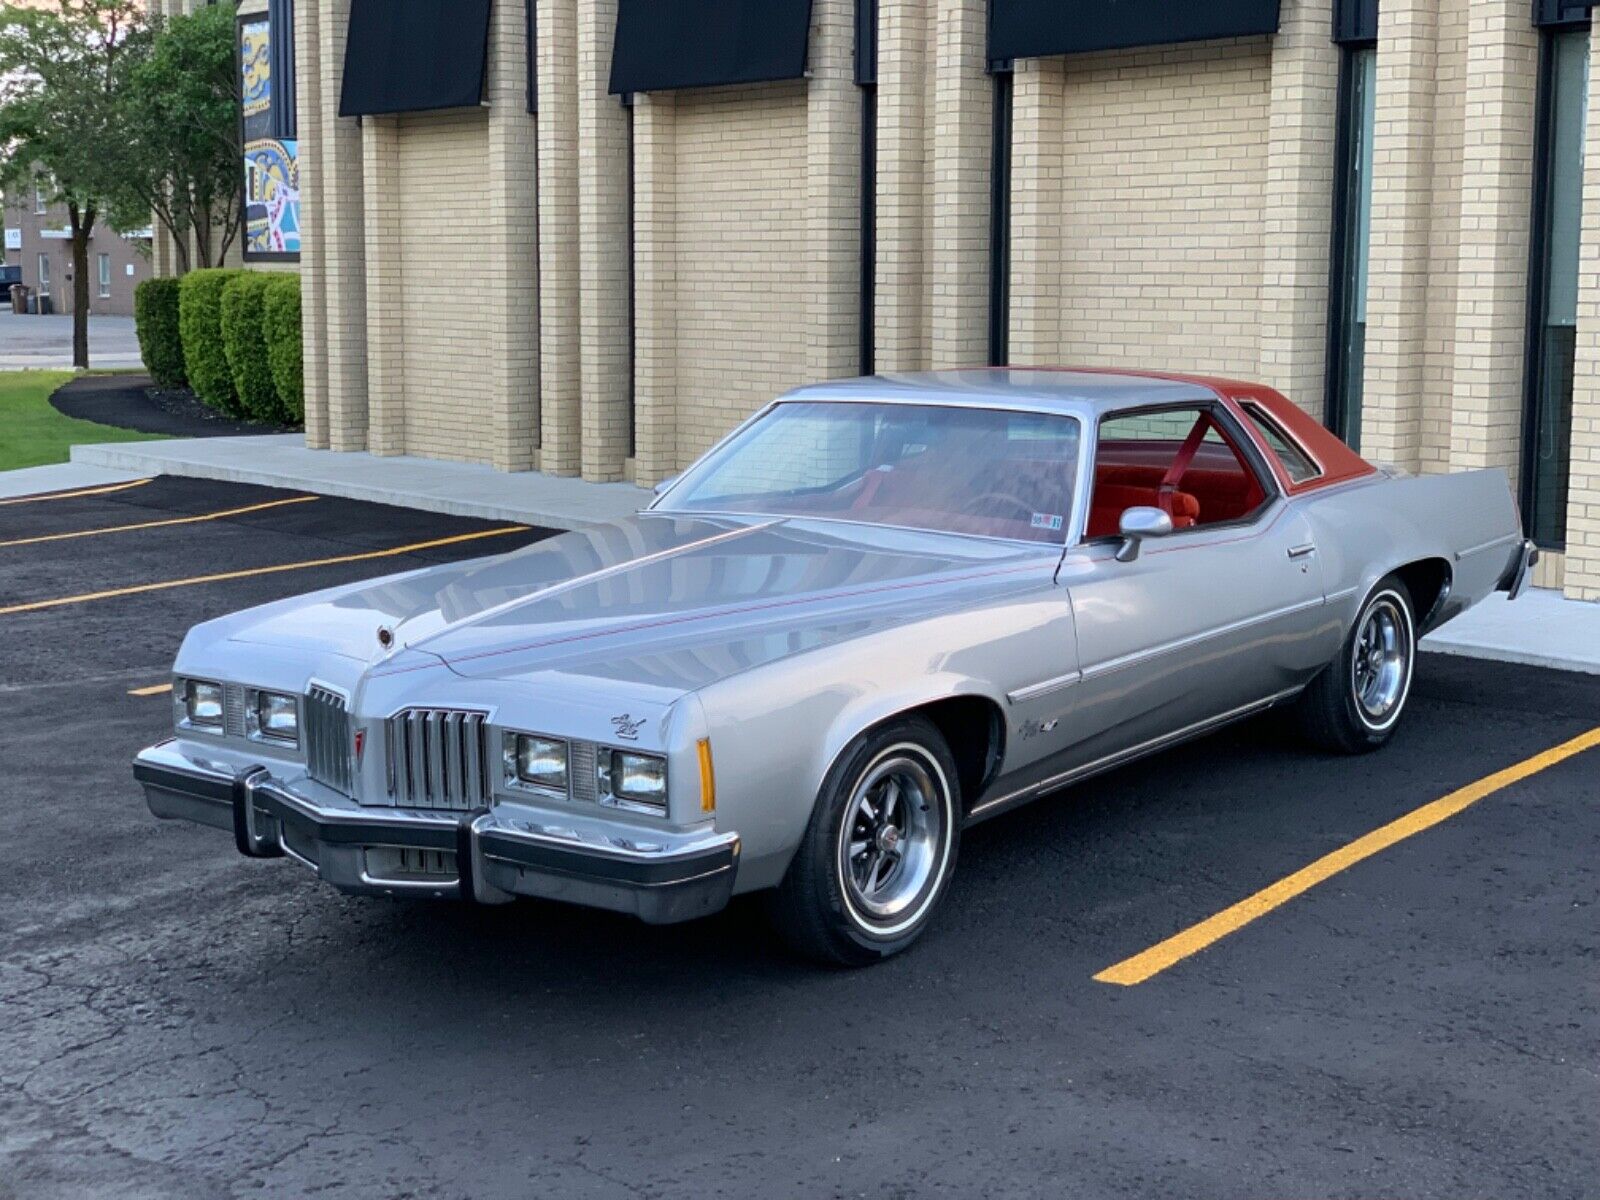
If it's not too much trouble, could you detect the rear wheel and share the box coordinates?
[768,716,960,966]
[1295,575,1416,753]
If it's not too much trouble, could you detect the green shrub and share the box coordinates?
[220,272,278,422]
[133,278,186,388]
[178,268,245,415]
[262,274,303,424]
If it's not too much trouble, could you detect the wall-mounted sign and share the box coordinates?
[3,229,19,251]
[240,14,301,261]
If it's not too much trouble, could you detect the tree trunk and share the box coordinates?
[67,204,96,370]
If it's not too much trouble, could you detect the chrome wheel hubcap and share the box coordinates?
[1352,598,1410,724]
[838,750,947,926]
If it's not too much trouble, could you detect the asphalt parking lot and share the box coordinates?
[3,476,1597,1199]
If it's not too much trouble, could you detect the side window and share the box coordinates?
[1088,406,1269,538]
[1241,405,1322,486]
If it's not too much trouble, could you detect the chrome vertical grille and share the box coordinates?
[385,708,491,811]
[223,684,248,738]
[569,740,599,804]
[305,686,353,796]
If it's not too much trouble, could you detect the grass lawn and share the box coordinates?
[0,370,166,472]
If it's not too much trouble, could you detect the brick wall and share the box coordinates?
[394,111,496,464]
[1046,39,1274,379]
[670,83,811,466]
[277,0,1600,600]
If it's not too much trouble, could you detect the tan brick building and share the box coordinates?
[161,0,1600,601]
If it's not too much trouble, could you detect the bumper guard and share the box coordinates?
[134,740,739,925]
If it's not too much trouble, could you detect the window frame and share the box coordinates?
[1239,401,1325,486]
[97,253,111,299]
[1520,24,1589,552]
[1325,41,1377,447]
[36,252,50,296]
[1083,401,1282,545]
[34,182,46,215]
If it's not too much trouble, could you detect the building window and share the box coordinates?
[989,67,1013,367]
[1523,27,1590,551]
[36,253,50,296]
[1326,45,1377,447]
[98,253,111,299]
[34,181,46,214]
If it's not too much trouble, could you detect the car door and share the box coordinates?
[1049,403,1335,772]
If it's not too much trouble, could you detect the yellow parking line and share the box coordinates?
[0,478,153,506]
[0,526,529,617]
[1094,726,1600,987]
[0,496,318,549]
[128,683,173,697]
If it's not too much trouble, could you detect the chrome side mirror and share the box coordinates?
[652,474,680,498]
[1115,506,1173,563]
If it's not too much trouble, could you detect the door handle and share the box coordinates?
[1287,544,1317,560]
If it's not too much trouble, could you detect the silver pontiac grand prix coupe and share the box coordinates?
[136,370,1537,964]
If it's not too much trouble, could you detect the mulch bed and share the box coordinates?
[48,374,301,438]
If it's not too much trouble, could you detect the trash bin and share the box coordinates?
[37,294,52,316]
[9,284,27,315]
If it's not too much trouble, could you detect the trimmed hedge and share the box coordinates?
[263,274,303,423]
[220,272,278,422]
[133,278,186,388]
[178,268,245,415]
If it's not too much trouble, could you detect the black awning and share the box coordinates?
[1333,0,1378,44]
[340,0,492,118]
[610,0,814,95]
[1536,0,1596,27]
[989,0,1283,63]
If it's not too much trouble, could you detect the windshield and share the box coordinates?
[660,401,1082,544]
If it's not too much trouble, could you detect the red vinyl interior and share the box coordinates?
[1086,439,1267,539]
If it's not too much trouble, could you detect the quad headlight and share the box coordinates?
[503,732,569,796]
[175,679,224,732]
[247,689,299,746]
[600,749,668,815]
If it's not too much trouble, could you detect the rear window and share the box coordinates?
[1242,405,1321,485]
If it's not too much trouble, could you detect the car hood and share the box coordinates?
[224,513,1052,694]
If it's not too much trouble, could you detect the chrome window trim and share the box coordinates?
[1239,401,1326,485]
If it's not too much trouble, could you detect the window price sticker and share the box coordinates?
[1031,513,1064,532]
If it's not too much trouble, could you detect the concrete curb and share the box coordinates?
[70,435,652,531]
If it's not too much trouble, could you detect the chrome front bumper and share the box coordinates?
[133,740,740,925]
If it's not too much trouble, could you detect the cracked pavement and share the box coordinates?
[2,478,1597,1198]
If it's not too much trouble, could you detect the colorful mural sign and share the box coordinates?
[241,16,300,259]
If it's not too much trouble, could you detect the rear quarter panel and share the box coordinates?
[1300,469,1521,628]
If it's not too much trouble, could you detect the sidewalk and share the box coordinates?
[70,433,652,529]
[1422,589,1600,676]
[58,432,1600,675]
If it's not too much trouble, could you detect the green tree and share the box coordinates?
[0,0,149,369]
[105,3,241,274]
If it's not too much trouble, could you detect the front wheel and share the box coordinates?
[768,716,961,966]
[1295,576,1416,753]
